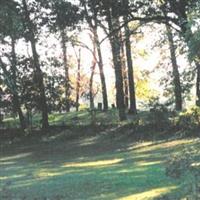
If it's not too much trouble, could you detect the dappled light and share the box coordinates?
[0,153,32,162]
[136,161,162,167]
[119,186,178,200]
[1,132,198,199]
[78,136,99,147]
[62,158,123,168]
[134,139,195,153]
[35,170,63,179]
[0,161,16,166]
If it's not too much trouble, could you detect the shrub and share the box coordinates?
[148,102,170,131]
[165,146,200,199]
[177,106,200,131]
[165,149,192,178]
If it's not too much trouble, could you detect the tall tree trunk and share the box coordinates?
[89,64,96,110]
[81,0,108,111]
[93,26,109,111]
[166,25,182,111]
[106,9,126,121]
[75,49,81,112]
[13,94,26,129]
[123,2,137,114]
[61,29,70,112]
[119,28,129,108]
[22,0,49,129]
[11,38,26,130]
[89,39,97,110]
[196,62,200,106]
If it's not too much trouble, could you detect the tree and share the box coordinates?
[166,25,182,111]
[119,28,129,108]
[89,42,97,110]
[123,0,199,107]
[43,57,66,113]
[21,0,49,129]
[100,0,127,120]
[122,0,137,114]
[48,1,81,112]
[159,0,200,106]
[0,0,26,130]
[80,0,109,111]
[73,48,81,112]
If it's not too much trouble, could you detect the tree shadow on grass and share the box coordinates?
[0,155,179,200]
[0,129,199,200]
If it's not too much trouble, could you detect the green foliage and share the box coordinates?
[0,0,24,40]
[79,104,88,111]
[148,98,171,131]
[136,69,159,104]
[47,0,82,32]
[165,149,193,179]
[188,29,200,62]
[165,145,200,199]
[177,106,200,131]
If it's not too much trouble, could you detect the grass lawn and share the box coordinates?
[2,109,121,128]
[1,126,199,200]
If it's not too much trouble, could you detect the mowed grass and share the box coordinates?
[0,128,199,200]
[2,109,120,128]
[2,109,147,129]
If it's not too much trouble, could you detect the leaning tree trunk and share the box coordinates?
[106,9,126,121]
[89,63,96,110]
[166,25,182,111]
[75,49,81,112]
[89,39,97,110]
[11,38,26,130]
[93,26,109,111]
[22,0,49,129]
[61,29,70,112]
[123,14,137,114]
[81,0,108,111]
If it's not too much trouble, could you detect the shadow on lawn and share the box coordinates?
[1,128,198,200]
[0,156,178,200]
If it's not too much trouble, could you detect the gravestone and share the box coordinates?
[98,103,102,111]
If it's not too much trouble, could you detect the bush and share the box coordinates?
[165,149,192,178]
[165,146,200,199]
[148,102,170,131]
[177,106,200,131]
